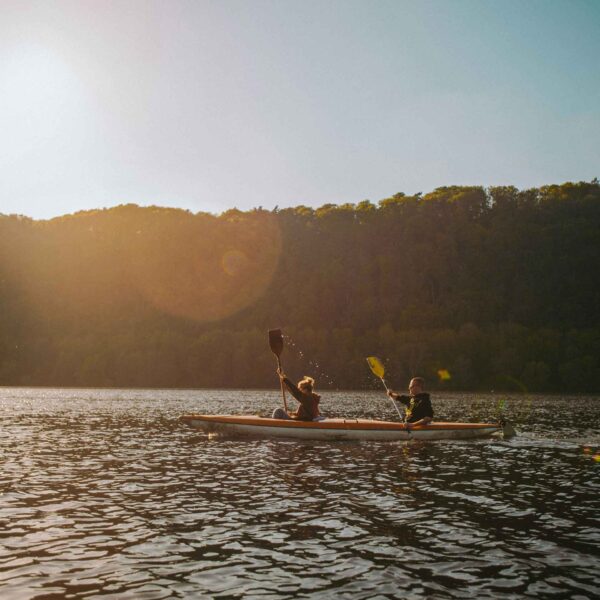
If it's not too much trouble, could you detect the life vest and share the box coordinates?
[292,392,321,421]
[404,393,433,423]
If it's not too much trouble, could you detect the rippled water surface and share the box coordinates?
[1,388,599,599]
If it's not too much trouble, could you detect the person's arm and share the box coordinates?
[279,374,303,403]
[387,391,411,407]
[278,372,314,419]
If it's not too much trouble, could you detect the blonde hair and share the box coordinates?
[298,376,315,392]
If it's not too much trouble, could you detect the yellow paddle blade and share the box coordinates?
[366,356,385,379]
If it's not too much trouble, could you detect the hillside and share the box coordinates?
[1,182,599,392]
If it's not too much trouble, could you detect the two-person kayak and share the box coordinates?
[179,414,513,441]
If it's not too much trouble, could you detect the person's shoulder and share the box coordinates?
[416,392,431,401]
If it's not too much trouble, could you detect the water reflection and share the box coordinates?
[0,389,598,598]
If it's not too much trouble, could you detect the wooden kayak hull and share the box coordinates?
[179,414,503,441]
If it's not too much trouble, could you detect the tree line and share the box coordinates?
[1,181,599,392]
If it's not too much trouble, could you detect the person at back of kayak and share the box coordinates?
[387,377,433,428]
[272,368,322,421]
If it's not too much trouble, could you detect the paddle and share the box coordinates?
[366,356,403,420]
[268,329,288,413]
[501,419,517,438]
[495,398,517,438]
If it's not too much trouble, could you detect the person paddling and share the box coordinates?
[272,368,322,421]
[387,377,433,428]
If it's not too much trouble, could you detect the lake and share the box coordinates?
[1,388,599,599]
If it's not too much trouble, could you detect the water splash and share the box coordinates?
[282,334,336,389]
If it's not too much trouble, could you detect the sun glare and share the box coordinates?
[2,43,83,125]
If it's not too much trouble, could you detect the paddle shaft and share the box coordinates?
[383,378,404,420]
[379,376,389,392]
[367,358,404,421]
[276,356,288,412]
[268,329,288,413]
[374,371,404,421]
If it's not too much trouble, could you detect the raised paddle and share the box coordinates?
[269,329,288,413]
[366,356,403,420]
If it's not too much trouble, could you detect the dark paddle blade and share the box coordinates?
[268,329,284,357]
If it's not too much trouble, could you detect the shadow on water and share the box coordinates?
[0,388,598,598]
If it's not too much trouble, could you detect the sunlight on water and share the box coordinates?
[0,389,598,598]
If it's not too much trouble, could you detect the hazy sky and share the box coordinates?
[1,0,599,219]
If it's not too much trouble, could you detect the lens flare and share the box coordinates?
[130,211,282,322]
[221,250,248,276]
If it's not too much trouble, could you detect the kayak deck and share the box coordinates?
[180,414,504,441]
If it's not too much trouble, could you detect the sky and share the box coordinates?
[1,0,599,220]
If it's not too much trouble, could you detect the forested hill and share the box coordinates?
[1,182,599,392]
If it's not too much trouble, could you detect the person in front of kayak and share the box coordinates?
[272,368,322,421]
[387,377,433,428]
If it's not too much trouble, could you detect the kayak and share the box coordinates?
[179,414,508,441]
